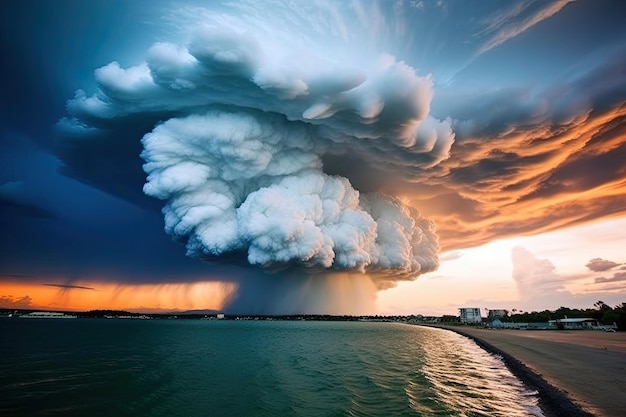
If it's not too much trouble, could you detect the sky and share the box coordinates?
[1,0,625,315]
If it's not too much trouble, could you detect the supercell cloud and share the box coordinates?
[58,2,454,291]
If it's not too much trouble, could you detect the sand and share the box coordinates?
[438,326,626,417]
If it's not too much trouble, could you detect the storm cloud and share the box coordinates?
[57,2,454,291]
[3,0,625,314]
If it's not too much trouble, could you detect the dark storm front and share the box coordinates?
[0,320,543,417]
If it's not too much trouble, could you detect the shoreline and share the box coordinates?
[439,326,591,417]
[429,325,626,417]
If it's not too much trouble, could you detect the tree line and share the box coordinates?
[502,301,625,329]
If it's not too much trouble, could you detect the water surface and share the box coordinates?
[0,319,543,416]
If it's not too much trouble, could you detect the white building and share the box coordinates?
[548,318,599,329]
[459,307,482,323]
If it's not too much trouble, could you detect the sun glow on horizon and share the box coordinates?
[3,217,625,315]
[377,216,626,316]
[0,280,238,312]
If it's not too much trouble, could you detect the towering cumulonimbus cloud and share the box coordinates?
[59,4,454,289]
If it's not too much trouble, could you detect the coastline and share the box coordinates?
[431,325,626,417]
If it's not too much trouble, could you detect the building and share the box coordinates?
[548,318,599,329]
[459,307,482,323]
[488,309,508,319]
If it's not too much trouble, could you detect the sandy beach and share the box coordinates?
[439,326,626,417]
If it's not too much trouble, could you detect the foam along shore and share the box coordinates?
[437,326,626,417]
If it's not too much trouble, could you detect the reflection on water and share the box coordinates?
[418,326,543,416]
[0,319,543,416]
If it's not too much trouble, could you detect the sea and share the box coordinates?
[0,319,544,417]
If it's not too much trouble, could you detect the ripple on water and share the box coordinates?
[0,320,545,417]
[418,326,544,417]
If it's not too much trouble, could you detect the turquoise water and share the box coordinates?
[0,320,543,416]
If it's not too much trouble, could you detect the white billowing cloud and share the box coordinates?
[60,3,453,287]
[141,110,439,285]
[511,246,569,303]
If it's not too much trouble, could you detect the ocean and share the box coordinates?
[0,319,543,417]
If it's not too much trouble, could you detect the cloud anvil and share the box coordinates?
[58,10,455,287]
